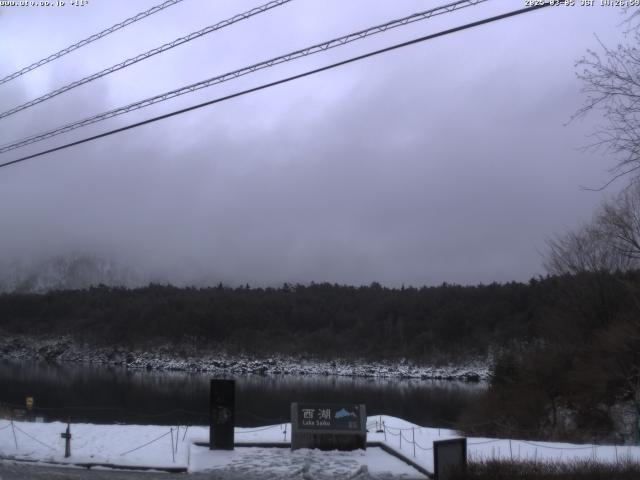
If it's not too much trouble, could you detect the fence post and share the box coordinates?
[412,427,415,457]
[170,428,175,463]
[10,419,18,449]
[376,416,383,433]
[399,429,402,449]
[509,439,513,460]
[383,422,387,442]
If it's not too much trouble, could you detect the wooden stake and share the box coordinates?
[10,420,18,449]
[412,427,415,457]
[170,428,175,463]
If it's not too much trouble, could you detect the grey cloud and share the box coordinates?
[0,1,629,288]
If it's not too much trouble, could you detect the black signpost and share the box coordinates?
[433,438,467,480]
[60,423,71,458]
[209,379,235,450]
[291,403,366,450]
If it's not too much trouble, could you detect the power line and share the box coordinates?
[0,3,551,171]
[0,0,293,121]
[0,0,487,154]
[0,0,186,86]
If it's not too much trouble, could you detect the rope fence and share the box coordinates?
[383,424,420,432]
[119,430,172,457]
[1,400,626,439]
[236,425,281,434]
[2,409,637,466]
[521,440,598,451]
[11,422,56,451]
[0,414,197,463]
[376,420,635,462]
[6,421,287,458]
[468,439,503,446]
[414,441,433,452]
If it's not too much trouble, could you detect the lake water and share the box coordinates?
[0,360,485,427]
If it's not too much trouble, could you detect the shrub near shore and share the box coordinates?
[449,459,640,480]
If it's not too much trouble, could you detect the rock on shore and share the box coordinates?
[0,335,489,381]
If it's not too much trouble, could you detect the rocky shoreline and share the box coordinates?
[0,335,489,381]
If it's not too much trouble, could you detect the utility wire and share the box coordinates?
[0,0,293,121]
[0,0,186,86]
[0,0,487,153]
[0,3,551,170]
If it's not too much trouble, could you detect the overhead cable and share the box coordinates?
[0,0,186,86]
[0,0,487,153]
[0,0,293,120]
[0,3,551,170]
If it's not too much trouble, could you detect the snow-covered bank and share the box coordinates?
[1,416,639,478]
[0,335,489,381]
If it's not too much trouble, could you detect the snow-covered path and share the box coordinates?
[0,461,418,480]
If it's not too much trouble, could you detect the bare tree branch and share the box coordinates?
[573,18,640,185]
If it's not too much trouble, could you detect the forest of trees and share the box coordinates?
[0,277,556,360]
[0,272,633,363]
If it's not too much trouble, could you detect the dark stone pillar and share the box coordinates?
[209,379,235,450]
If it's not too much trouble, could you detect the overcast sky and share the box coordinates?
[0,0,632,287]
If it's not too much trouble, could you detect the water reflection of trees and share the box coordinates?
[0,361,484,427]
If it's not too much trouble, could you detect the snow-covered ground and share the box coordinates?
[1,416,639,478]
[0,335,489,381]
[189,446,422,479]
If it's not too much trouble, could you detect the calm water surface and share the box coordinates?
[0,360,485,427]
